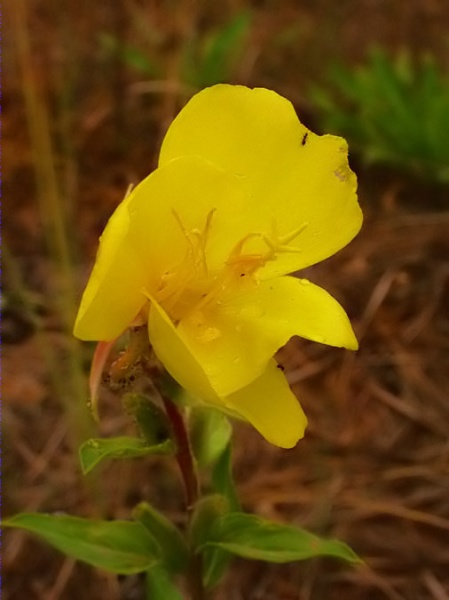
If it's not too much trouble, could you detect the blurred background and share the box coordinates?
[3,1,449,598]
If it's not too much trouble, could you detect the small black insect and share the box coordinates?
[276,363,285,372]
[301,132,308,146]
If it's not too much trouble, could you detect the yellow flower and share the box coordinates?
[74,85,362,448]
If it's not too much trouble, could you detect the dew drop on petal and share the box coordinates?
[203,327,221,342]
[239,304,265,319]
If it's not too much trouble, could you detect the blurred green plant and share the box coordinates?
[99,10,251,89]
[181,10,251,88]
[99,32,161,78]
[311,48,449,184]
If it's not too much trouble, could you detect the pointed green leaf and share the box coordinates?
[98,33,160,77]
[211,443,240,512]
[188,495,232,590]
[202,445,240,588]
[146,565,183,600]
[190,408,232,468]
[4,513,161,574]
[189,495,229,550]
[204,513,361,565]
[199,10,251,85]
[79,436,174,474]
[133,502,189,573]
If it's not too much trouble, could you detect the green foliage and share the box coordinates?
[99,10,251,90]
[311,48,449,183]
[181,11,252,88]
[202,513,362,565]
[189,494,232,589]
[146,565,183,600]
[98,32,160,77]
[211,443,240,513]
[133,502,189,573]
[79,436,174,474]
[189,495,230,550]
[190,408,232,468]
[3,514,160,574]
[123,392,173,445]
[189,433,240,588]
[198,434,239,587]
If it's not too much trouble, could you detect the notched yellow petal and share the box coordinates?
[160,84,362,275]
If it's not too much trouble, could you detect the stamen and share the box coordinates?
[151,214,309,326]
[226,221,309,274]
[172,209,196,258]
[269,219,309,253]
[172,209,216,276]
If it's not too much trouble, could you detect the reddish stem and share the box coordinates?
[161,395,205,600]
[162,396,199,508]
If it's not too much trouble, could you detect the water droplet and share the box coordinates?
[239,305,265,319]
[202,327,221,342]
[233,357,241,365]
[300,279,310,286]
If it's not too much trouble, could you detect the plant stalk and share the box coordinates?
[161,396,205,600]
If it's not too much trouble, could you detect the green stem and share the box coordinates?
[161,395,205,600]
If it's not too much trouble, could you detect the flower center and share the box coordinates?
[153,211,307,326]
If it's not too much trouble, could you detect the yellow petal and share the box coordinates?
[126,155,253,275]
[160,85,362,276]
[225,360,307,449]
[149,297,306,448]
[177,275,358,397]
[147,294,221,407]
[74,192,148,340]
[74,156,253,340]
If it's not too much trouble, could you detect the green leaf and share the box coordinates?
[203,445,239,588]
[203,513,362,565]
[181,10,251,88]
[146,565,183,600]
[199,10,251,86]
[211,443,240,512]
[4,513,161,574]
[189,495,229,550]
[190,408,232,468]
[79,436,174,474]
[188,495,231,590]
[98,33,160,77]
[133,502,189,573]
